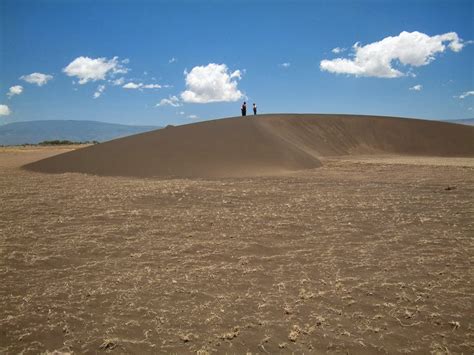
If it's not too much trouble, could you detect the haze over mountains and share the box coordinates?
[0,120,159,145]
[445,118,474,126]
[24,114,474,178]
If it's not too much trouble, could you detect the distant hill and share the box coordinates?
[444,118,474,126]
[0,120,160,145]
[23,114,474,178]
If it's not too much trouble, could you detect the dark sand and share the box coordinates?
[23,114,474,178]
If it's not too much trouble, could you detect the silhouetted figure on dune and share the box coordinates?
[241,102,247,116]
[253,103,257,115]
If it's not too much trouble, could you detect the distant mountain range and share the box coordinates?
[0,120,160,145]
[444,118,474,126]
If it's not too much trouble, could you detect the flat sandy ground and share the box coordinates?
[1,146,473,354]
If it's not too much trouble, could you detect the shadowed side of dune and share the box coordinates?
[23,114,474,178]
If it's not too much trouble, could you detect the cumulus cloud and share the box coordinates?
[181,63,243,103]
[20,72,53,86]
[458,91,474,99]
[63,56,128,84]
[7,85,23,98]
[93,85,106,99]
[156,95,181,107]
[187,114,198,119]
[169,57,177,64]
[123,82,162,90]
[0,104,11,116]
[321,31,466,78]
[279,62,291,68]
[409,84,423,91]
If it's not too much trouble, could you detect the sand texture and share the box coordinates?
[1,144,473,354]
[22,114,474,178]
[3,115,474,353]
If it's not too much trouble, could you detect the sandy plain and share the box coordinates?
[1,146,473,354]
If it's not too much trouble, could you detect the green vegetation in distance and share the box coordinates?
[38,140,100,146]
[0,140,100,147]
[0,139,100,147]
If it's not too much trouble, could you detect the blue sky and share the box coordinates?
[1,0,473,126]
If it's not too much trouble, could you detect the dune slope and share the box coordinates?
[23,114,474,178]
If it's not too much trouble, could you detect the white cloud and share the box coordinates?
[458,91,474,99]
[7,85,23,98]
[279,62,291,68]
[230,70,242,79]
[123,82,162,90]
[321,31,466,78]
[93,85,106,99]
[0,104,11,116]
[181,63,243,103]
[123,82,141,89]
[63,56,128,84]
[409,84,423,91]
[111,77,125,86]
[20,72,53,86]
[169,57,177,64]
[187,114,198,119]
[331,47,346,54]
[156,95,181,107]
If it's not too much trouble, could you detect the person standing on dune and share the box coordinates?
[241,101,247,116]
[253,103,257,115]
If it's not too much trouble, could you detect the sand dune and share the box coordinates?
[23,114,474,178]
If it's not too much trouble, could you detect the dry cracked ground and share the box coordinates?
[1,147,473,354]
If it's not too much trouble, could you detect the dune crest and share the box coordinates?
[23,114,474,178]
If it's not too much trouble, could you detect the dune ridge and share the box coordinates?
[23,114,474,178]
